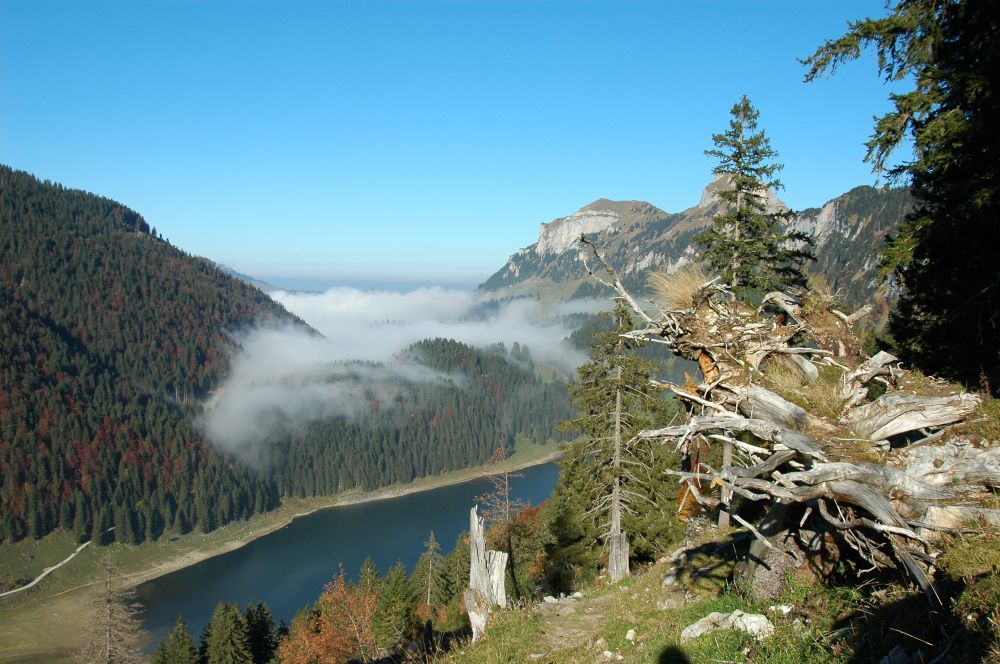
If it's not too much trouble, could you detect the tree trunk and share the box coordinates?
[466,506,507,642]
[608,382,629,583]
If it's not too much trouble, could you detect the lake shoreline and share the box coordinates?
[121,449,562,591]
[0,447,561,664]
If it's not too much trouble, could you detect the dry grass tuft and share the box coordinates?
[763,359,846,421]
[648,263,713,312]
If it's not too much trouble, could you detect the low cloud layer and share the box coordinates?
[201,286,605,460]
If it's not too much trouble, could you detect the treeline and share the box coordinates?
[150,529,473,664]
[153,444,686,662]
[269,339,572,497]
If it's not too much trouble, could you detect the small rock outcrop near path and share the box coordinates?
[679,609,775,643]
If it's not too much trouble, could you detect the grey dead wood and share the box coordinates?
[575,237,989,602]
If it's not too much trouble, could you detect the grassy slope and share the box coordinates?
[448,518,1000,664]
[448,395,1000,663]
[0,441,560,664]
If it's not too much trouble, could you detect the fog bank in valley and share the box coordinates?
[201,286,606,460]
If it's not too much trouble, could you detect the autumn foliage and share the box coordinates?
[278,568,379,664]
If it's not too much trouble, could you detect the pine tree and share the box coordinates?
[77,554,143,664]
[694,95,815,298]
[560,300,673,582]
[203,602,252,664]
[150,616,198,664]
[804,0,1000,393]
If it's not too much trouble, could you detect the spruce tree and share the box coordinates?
[804,0,1000,392]
[150,616,197,664]
[203,602,252,664]
[243,603,278,664]
[694,95,815,298]
[373,562,415,648]
[410,531,446,613]
[560,300,673,582]
[359,556,381,594]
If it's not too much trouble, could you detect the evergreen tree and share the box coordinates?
[410,531,446,613]
[77,554,143,664]
[438,531,471,631]
[559,300,676,582]
[243,603,278,664]
[203,603,252,664]
[804,0,1000,393]
[150,616,198,664]
[694,95,815,297]
[373,562,415,648]
[358,556,381,594]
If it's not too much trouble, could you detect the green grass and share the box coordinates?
[0,531,80,592]
[952,395,1000,444]
[443,608,547,663]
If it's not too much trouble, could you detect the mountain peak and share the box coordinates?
[695,173,789,214]
[534,199,668,257]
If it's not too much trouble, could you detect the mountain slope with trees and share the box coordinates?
[267,339,572,498]
[0,168,573,548]
[0,165,293,543]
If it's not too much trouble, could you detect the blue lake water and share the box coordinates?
[136,461,559,645]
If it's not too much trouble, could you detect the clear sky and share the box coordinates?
[1,1,898,286]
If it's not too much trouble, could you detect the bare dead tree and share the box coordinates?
[463,506,507,642]
[476,444,526,600]
[78,553,144,664]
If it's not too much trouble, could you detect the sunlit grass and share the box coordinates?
[649,264,714,312]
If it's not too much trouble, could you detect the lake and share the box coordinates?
[136,461,559,645]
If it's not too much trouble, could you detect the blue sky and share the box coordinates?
[1,1,898,286]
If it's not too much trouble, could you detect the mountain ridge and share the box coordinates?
[481,179,911,305]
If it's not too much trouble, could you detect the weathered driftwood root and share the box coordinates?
[575,237,989,602]
[845,393,981,441]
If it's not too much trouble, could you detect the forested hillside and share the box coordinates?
[0,166,297,543]
[0,167,573,546]
[269,338,572,497]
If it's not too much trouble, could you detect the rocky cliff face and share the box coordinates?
[480,179,910,305]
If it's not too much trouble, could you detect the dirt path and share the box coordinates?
[536,592,617,654]
[0,540,91,599]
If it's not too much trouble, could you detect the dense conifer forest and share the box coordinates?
[268,338,572,497]
[0,167,572,546]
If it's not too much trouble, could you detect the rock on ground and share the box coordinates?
[680,609,775,643]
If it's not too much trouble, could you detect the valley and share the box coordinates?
[0,441,558,663]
